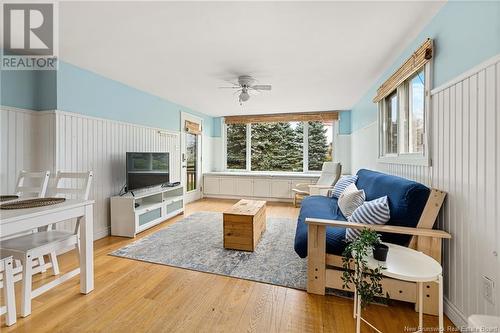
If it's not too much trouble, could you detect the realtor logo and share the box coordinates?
[3,3,53,55]
[2,2,57,70]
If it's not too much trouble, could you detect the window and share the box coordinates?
[379,68,429,164]
[383,92,398,155]
[225,120,335,172]
[307,121,333,171]
[226,123,247,170]
[186,133,198,191]
[251,122,303,172]
[408,71,425,153]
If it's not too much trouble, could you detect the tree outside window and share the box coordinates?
[226,120,334,172]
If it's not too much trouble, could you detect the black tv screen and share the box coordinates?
[126,152,169,191]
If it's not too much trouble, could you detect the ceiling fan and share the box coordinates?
[219,75,272,105]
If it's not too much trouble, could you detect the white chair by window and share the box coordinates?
[292,162,342,207]
[0,171,93,317]
[15,170,51,198]
[0,256,16,326]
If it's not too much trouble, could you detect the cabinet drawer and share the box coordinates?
[138,208,162,226]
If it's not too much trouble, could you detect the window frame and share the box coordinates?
[224,120,336,173]
[378,62,431,166]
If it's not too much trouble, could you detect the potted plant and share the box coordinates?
[341,229,387,307]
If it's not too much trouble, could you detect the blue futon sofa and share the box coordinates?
[294,169,430,258]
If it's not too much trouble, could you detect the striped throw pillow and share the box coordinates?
[345,196,391,241]
[338,183,365,218]
[330,175,358,198]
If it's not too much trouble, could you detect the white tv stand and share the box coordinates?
[110,185,184,237]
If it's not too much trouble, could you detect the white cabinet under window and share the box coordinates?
[203,172,318,202]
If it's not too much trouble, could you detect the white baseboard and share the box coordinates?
[444,297,468,329]
[94,226,110,240]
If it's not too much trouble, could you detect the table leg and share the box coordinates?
[353,289,357,318]
[356,289,361,333]
[438,274,444,332]
[79,204,94,294]
[418,281,423,331]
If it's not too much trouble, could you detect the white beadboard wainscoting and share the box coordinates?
[0,107,54,194]
[53,111,181,238]
[351,54,500,324]
[0,108,182,240]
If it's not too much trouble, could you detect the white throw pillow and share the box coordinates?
[338,183,365,218]
[345,196,391,241]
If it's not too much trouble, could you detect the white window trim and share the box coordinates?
[223,120,334,174]
[378,62,432,167]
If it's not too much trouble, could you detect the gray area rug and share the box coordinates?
[110,211,308,290]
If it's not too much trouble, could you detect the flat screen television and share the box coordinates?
[126,152,169,191]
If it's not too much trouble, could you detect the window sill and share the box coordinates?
[205,171,321,178]
[378,154,430,167]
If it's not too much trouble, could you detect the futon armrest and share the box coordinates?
[308,185,334,189]
[308,184,333,196]
[305,218,451,239]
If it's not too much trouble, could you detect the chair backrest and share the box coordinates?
[15,170,50,198]
[316,162,342,186]
[50,171,93,200]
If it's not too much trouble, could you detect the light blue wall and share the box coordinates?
[351,1,500,132]
[338,111,351,135]
[57,61,216,136]
[0,69,57,110]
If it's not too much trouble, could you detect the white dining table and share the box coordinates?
[0,199,95,296]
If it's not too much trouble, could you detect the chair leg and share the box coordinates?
[37,255,47,273]
[3,258,17,326]
[49,251,60,275]
[21,254,33,317]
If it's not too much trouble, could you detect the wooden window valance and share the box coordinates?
[373,38,433,103]
[224,111,339,124]
[185,120,202,135]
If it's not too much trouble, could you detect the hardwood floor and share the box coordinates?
[1,198,455,332]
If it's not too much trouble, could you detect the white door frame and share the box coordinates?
[180,112,203,203]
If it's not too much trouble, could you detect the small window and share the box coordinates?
[408,71,425,153]
[226,123,247,170]
[379,67,429,165]
[384,92,398,155]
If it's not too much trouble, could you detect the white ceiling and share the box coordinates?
[59,1,445,117]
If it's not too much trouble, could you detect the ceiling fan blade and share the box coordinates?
[251,84,272,91]
[218,86,241,89]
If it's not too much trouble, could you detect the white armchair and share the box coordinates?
[292,162,342,207]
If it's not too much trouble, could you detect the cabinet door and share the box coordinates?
[253,178,271,197]
[235,178,253,196]
[271,179,292,198]
[204,177,220,195]
[220,177,236,195]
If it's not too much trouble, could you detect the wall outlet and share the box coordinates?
[482,276,495,304]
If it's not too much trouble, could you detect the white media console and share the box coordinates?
[110,185,184,237]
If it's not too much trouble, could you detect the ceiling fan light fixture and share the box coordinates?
[239,91,250,102]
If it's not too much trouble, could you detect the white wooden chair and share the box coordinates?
[0,256,16,326]
[0,171,93,317]
[5,170,51,275]
[292,162,342,207]
[15,170,50,198]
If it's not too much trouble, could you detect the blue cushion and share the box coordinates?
[294,195,347,258]
[355,169,430,245]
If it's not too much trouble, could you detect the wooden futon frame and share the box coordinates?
[305,189,451,315]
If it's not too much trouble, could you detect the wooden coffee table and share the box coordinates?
[223,199,266,252]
